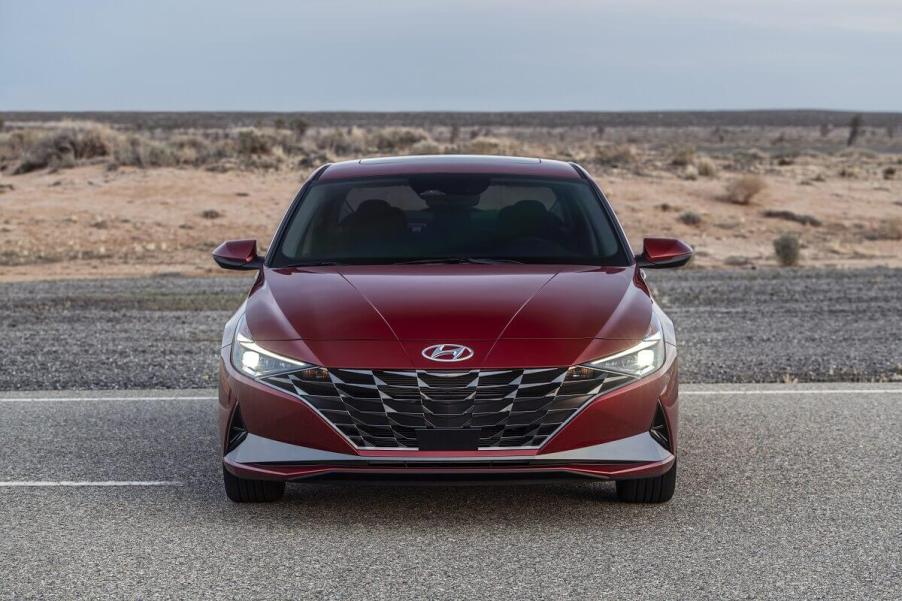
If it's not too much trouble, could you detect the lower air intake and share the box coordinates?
[226,405,248,452]
[649,403,671,450]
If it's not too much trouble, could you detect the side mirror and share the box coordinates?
[212,239,264,270]
[636,237,693,269]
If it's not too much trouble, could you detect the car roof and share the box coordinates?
[318,154,582,182]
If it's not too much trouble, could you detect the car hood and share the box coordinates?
[244,265,653,363]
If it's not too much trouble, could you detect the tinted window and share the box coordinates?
[272,175,627,266]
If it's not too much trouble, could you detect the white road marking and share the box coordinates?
[682,389,902,395]
[0,481,181,487]
[0,396,217,403]
[1,389,901,403]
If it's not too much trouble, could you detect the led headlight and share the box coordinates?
[231,320,308,378]
[586,317,665,378]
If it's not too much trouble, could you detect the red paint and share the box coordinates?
[637,237,694,268]
[216,155,690,487]
[245,264,652,347]
[212,239,259,267]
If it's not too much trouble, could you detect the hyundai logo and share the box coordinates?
[421,344,474,362]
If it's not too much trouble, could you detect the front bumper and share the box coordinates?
[224,431,674,481]
[219,345,679,482]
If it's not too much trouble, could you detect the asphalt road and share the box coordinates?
[1,383,900,600]
[1,267,901,390]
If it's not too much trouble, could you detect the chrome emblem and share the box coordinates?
[421,343,474,362]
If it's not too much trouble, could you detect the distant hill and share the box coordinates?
[3,110,902,129]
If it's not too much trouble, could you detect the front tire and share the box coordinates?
[615,461,676,503]
[223,466,285,502]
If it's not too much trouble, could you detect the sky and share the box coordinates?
[1,0,901,112]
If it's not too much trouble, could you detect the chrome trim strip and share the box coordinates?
[225,432,672,465]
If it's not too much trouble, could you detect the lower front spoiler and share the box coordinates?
[224,432,674,482]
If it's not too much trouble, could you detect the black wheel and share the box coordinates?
[615,461,676,503]
[223,466,285,502]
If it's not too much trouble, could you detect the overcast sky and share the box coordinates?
[1,0,900,111]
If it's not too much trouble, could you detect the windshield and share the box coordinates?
[270,175,629,266]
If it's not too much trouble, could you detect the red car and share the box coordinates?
[214,155,692,503]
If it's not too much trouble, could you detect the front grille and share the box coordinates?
[262,367,631,449]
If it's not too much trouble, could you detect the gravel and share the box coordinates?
[1,267,900,390]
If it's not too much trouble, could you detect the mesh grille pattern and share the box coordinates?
[262,366,631,449]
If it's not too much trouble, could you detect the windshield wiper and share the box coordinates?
[391,257,524,265]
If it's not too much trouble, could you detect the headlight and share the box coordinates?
[584,317,666,378]
[231,317,308,378]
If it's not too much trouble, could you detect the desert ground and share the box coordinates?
[1,111,900,281]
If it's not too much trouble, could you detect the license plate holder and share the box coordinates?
[415,428,480,451]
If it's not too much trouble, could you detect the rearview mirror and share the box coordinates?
[635,237,693,269]
[212,239,264,270]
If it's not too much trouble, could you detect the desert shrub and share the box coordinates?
[289,118,310,138]
[773,233,800,266]
[681,165,698,180]
[463,136,512,155]
[864,218,902,241]
[696,156,718,177]
[408,139,443,155]
[724,175,767,205]
[593,144,638,167]
[167,134,220,166]
[0,131,23,164]
[370,127,430,152]
[296,149,334,168]
[678,211,702,226]
[113,135,177,168]
[200,209,222,219]
[670,146,696,167]
[774,153,796,166]
[731,148,768,169]
[312,127,369,156]
[13,123,120,174]
[236,128,276,156]
[723,255,751,267]
[847,114,863,146]
[883,166,896,180]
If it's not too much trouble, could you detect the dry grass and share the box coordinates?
[462,136,515,155]
[724,175,767,205]
[10,123,118,173]
[669,146,696,167]
[864,218,902,241]
[0,122,450,174]
[696,156,718,177]
[593,144,638,167]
